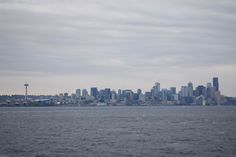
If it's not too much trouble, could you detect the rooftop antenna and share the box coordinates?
[24,83,29,101]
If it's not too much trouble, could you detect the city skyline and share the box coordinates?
[0,77,223,96]
[1,76,229,106]
[0,0,236,96]
[0,75,235,97]
[26,77,221,96]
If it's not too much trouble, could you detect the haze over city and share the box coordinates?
[0,0,236,96]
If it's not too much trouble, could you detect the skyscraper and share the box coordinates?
[195,85,207,97]
[187,82,193,97]
[152,82,160,98]
[91,87,98,99]
[206,83,215,100]
[181,86,188,97]
[170,87,176,95]
[213,77,219,91]
[161,88,168,101]
[137,89,142,95]
[76,89,81,98]
[104,88,111,101]
[82,89,88,97]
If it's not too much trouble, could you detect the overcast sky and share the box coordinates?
[0,0,236,96]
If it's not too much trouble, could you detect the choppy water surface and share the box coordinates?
[0,106,236,157]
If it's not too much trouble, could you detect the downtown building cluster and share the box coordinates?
[53,77,225,106]
[0,77,234,106]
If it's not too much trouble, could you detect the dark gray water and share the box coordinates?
[0,106,236,157]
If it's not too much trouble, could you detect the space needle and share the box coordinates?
[24,83,29,101]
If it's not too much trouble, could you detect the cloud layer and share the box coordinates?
[0,0,236,96]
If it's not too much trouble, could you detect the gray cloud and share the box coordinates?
[0,0,236,95]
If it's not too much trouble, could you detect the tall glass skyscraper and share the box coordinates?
[91,87,98,99]
[187,82,193,97]
[213,77,219,91]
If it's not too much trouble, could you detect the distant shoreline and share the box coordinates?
[0,104,235,107]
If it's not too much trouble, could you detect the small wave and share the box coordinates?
[34,154,50,157]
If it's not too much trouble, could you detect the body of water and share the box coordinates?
[0,106,236,157]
